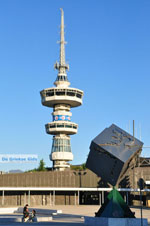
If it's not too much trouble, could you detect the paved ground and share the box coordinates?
[0,205,150,225]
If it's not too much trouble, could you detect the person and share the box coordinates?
[22,204,30,222]
[29,209,37,222]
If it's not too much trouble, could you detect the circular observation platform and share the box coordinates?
[45,121,78,135]
[40,87,83,108]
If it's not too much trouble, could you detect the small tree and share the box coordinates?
[81,163,86,170]
[37,159,47,171]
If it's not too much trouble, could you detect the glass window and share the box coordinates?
[59,146,63,152]
[57,124,64,128]
[51,138,71,153]
[46,91,54,96]
[64,140,67,146]
[55,139,58,145]
[59,139,63,145]
[67,91,75,96]
[50,124,56,128]
[65,125,72,128]
[76,93,81,98]
[56,91,65,95]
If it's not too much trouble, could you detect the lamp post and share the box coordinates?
[138,178,145,226]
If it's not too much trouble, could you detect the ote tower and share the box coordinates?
[40,9,84,171]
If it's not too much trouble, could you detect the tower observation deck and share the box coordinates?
[40,9,84,171]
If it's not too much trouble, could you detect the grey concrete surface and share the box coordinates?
[0,205,150,225]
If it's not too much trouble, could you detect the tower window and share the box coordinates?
[51,138,71,153]
[65,124,72,128]
[57,124,64,128]
[50,124,56,128]
[67,91,75,96]
[76,93,81,98]
[56,76,68,81]
[46,91,54,96]
[56,91,65,95]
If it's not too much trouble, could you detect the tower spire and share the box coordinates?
[60,8,66,67]
[54,8,69,79]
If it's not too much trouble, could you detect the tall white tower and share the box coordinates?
[40,9,84,171]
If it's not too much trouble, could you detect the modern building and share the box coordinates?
[40,9,83,171]
[1,160,150,206]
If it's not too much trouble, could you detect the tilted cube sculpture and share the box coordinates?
[86,124,143,186]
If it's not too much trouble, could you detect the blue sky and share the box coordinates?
[0,0,150,171]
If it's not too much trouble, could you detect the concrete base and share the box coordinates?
[14,207,62,215]
[0,207,18,214]
[0,215,52,223]
[0,207,62,215]
[84,216,148,226]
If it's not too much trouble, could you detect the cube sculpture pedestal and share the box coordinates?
[86,124,143,186]
[84,217,148,226]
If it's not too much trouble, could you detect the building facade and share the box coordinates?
[1,164,150,206]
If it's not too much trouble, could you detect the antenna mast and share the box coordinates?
[54,8,69,75]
